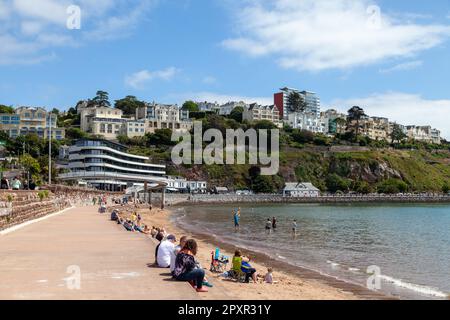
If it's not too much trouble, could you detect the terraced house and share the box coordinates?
[0,107,65,140]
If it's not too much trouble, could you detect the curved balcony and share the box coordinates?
[58,171,168,186]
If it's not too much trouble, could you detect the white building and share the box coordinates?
[123,119,146,138]
[283,182,320,198]
[274,87,321,119]
[58,139,167,191]
[218,101,249,116]
[136,103,192,133]
[197,101,220,113]
[166,177,207,193]
[80,106,124,140]
[406,125,441,144]
[287,112,326,133]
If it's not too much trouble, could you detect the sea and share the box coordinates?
[172,203,450,300]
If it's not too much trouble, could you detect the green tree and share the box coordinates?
[287,92,307,113]
[182,101,199,112]
[0,105,15,114]
[20,154,41,176]
[92,90,111,107]
[66,128,89,140]
[146,129,175,146]
[114,96,145,116]
[347,106,367,141]
[377,179,408,194]
[442,183,449,194]
[228,106,244,123]
[326,174,350,193]
[291,129,314,144]
[390,123,407,143]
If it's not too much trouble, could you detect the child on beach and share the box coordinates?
[264,268,277,284]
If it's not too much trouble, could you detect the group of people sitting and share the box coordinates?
[111,209,151,234]
[109,206,276,293]
[154,233,213,293]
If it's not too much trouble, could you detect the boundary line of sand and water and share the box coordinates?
[166,205,397,300]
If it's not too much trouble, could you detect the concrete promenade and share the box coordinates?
[0,206,205,300]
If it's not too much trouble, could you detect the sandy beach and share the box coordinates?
[122,205,376,300]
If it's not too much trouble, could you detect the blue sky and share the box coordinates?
[1,0,450,137]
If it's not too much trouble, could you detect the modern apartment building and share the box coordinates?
[274,87,321,119]
[58,139,167,191]
[136,103,192,133]
[243,103,282,127]
[0,107,65,140]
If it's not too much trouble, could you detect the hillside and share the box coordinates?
[154,147,450,194]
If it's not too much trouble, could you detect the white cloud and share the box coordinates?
[379,60,423,74]
[222,0,450,72]
[202,76,217,85]
[0,0,156,65]
[169,91,273,106]
[125,67,180,89]
[331,92,450,139]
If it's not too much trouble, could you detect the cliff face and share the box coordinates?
[167,148,450,193]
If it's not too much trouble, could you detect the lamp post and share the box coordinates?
[48,112,52,185]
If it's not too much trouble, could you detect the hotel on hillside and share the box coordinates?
[58,139,168,191]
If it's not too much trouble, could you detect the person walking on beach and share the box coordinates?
[265,219,272,234]
[233,208,240,231]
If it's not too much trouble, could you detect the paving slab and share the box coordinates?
[0,206,204,300]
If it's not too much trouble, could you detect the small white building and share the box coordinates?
[287,112,326,133]
[283,182,320,198]
[166,177,207,193]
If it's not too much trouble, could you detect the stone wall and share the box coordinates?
[184,193,450,205]
[0,191,71,232]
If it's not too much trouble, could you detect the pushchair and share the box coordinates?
[209,248,229,273]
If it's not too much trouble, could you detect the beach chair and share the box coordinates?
[210,250,229,273]
[229,256,246,282]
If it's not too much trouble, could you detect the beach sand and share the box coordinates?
[124,206,366,300]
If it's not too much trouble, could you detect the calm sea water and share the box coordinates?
[173,204,450,300]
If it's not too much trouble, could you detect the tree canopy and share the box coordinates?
[287,92,307,113]
[0,105,15,114]
[92,90,111,107]
[114,96,145,116]
[182,101,199,112]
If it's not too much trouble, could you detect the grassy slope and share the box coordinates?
[131,145,450,192]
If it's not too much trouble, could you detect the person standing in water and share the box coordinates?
[292,219,298,237]
[265,219,272,234]
[272,217,277,231]
[233,208,241,231]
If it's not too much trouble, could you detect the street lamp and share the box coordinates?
[48,111,52,185]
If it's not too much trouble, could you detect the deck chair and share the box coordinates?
[229,256,246,282]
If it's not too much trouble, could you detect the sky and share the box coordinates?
[1,0,450,138]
